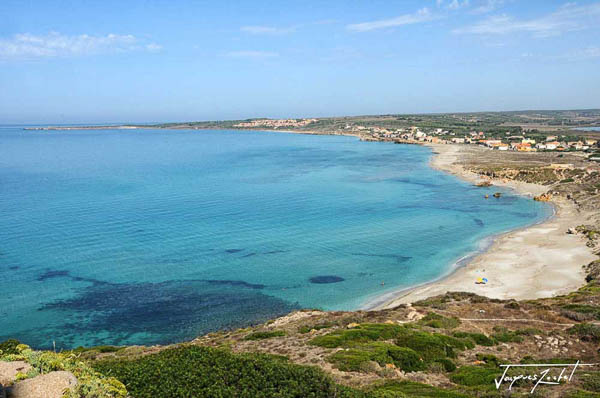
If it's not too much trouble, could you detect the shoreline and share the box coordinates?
[367,143,597,309]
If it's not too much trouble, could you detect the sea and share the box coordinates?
[0,127,553,349]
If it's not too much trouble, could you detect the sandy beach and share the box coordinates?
[371,143,597,309]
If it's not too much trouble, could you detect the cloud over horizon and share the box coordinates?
[0,32,161,60]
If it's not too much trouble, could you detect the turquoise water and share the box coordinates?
[0,127,552,349]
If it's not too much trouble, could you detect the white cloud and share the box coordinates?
[224,50,279,58]
[447,0,470,11]
[471,0,504,14]
[240,25,296,35]
[521,46,600,62]
[454,2,600,37]
[437,0,470,10]
[568,46,600,59]
[347,7,437,32]
[0,32,161,60]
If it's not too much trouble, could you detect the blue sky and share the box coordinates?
[0,0,599,123]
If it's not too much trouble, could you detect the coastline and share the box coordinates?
[368,143,597,309]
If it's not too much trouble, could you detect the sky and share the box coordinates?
[0,0,599,124]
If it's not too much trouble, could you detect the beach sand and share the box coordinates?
[372,144,597,309]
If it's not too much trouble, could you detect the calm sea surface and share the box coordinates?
[0,127,552,349]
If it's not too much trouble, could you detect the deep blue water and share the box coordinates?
[0,127,552,349]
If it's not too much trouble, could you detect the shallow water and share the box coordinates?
[0,127,552,349]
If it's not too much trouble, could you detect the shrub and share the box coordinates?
[72,345,124,354]
[561,304,600,321]
[581,372,600,392]
[433,358,457,372]
[328,343,426,373]
[298,323,334,334]
[491,327,524,343]
[93,345,365,398]
[0,339,21,356]
[452,332,496,346]
[2,343,127,398]
[564,390,600,398]
[369,380,470,398]
[567,323,600,342]
[475,353,502,367]
[395,330,473,361]
[310,323,407,348]
[419,313,461,329]
[515,328,542,336]
[243,330,286,341]
[450,365,501,386]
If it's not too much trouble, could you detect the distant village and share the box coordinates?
[233,118,318,129]
[229,118,600,161]
[347,124,600,157]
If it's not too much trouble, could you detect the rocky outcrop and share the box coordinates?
[8,371,77,398]
[533,193,553,202]
[0,361,31,386]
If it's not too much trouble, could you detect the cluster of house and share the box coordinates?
[464,134,598,152]
[233,118,318,129]
[348,125,450,142]
[350,124,599,153]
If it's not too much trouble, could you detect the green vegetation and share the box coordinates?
[298,323,334,334]
[368,380,471,398]
[418,313,461,329]
[243,330,286,340]
[309,323,407,348]
[71,345,124,354]
[567,323,600,342]
[449,365,500,387]
[491,326,525,343]
[562,304,600,321]
[565,390,600,398]
[394,330,474,360]
[452,332,496,346]
[311,323,473,375]
[328,343,426,373]
[0,340,127,398]
[93,345,365,398]
[0,338,21,355]
[581,372,600,392]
